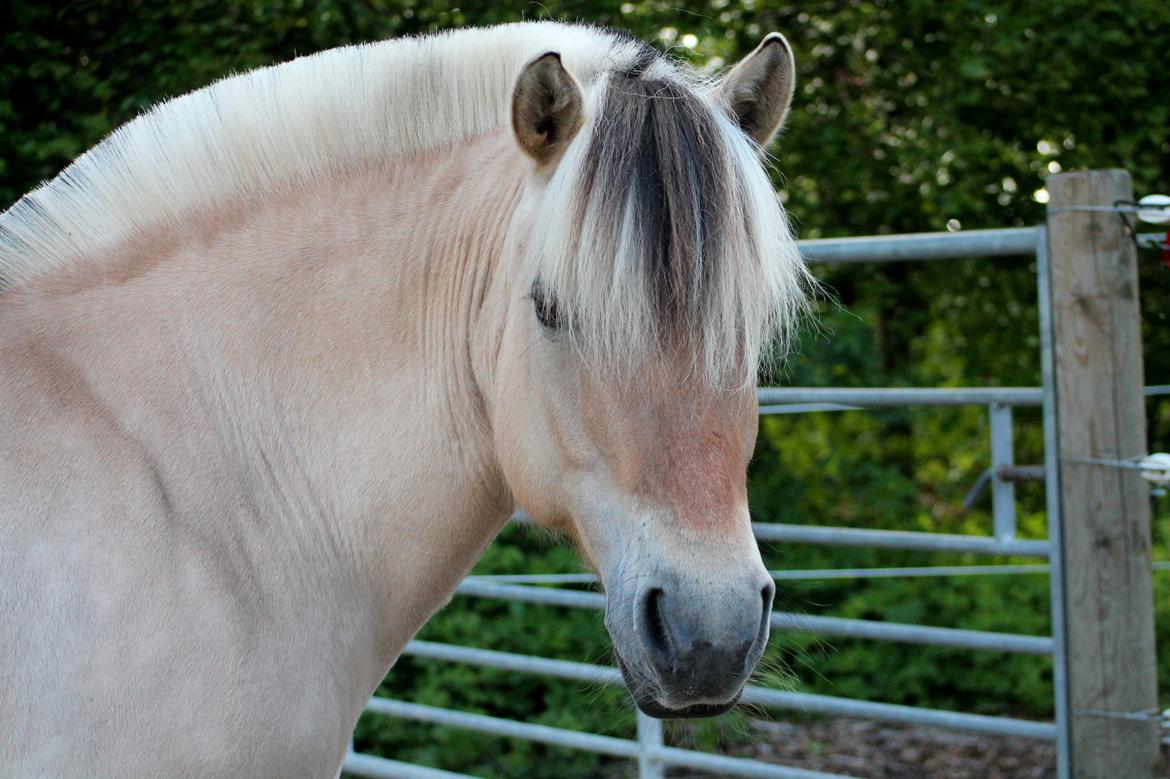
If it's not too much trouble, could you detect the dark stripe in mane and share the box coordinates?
[579,69,734,337]
[592,24,659,75]
[620,46,658,79]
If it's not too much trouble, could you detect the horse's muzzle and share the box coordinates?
[611,575,774,718]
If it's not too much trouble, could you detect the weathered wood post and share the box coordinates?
[1046,169,1160,778]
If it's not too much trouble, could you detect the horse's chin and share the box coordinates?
[614,651,742,719]
[632,694,742,719]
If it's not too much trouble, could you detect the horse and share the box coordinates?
[0,22,809,777]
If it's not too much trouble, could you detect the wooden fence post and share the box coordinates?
[1046,169,1160,778]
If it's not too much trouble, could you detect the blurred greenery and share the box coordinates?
[3,1,1168,777]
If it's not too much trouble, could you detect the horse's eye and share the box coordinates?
[532,290,563,330]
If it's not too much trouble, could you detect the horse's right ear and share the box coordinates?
[512,52,584,166]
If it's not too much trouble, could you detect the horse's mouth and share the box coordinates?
[614,651,742,719]
[631,693,742,719]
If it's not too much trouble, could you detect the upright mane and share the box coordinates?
[0,23,646,286]
[0,22,810,385]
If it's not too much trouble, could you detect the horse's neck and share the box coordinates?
[24,132,524,672]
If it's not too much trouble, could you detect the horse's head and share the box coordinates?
[485,34,807,718]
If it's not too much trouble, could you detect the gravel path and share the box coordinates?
[679,717,1060,778]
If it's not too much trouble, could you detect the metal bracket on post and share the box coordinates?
[636,712,665,779]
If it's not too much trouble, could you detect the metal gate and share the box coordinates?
[344,170,1167,779]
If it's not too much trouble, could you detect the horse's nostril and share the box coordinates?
[761,580,776,610]
[638,586,674,668]
[757,580,775,645]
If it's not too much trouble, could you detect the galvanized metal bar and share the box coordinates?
[758,402,862,415]
[742,688,1057,741]
[472,561,1168,584]
[755,384,1167,410]
[797,227,1039,264]
[405,640,623,686]
[1037,225,1073,779]
[474,562,1139,583]
[363,698,641,759]
[756,386,1044,407]
[471,565,1054,585]
[514,513,1050,556]
[636,712,665,779]
[989,403,1017,540]
[772,612,1053,654]
[647,744,855,779]
[457,577,604,608]
[453,580,1053,653]
[750,522,1050,557]
[765,564,1052,580]
[400,641,1057,740]
[362,698,854,779]
[961,468,994,510]
[469,572,601,585]
[343,752,478,779]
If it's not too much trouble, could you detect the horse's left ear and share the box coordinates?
[717,33,797,149]
[512,52,585,166]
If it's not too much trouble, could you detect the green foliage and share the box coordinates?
[3,2,1168,777]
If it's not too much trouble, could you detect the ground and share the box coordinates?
[679,716,1059,779]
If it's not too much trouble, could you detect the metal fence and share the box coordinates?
[342,225,1166,779]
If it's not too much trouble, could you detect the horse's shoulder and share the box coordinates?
[0,313,174,530]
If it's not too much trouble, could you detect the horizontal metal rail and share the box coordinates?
[756,384,1168,409]
[474,561,1170,586]
[797,228,1039,264]
[759,402,863,415]
[365,697,639,759]
[757,386,1044,407]
[454,579,1053,654]
[344,752,476,779]
[401,640,1057,740]
[651,744,854,779]
[770,563,1049,579]
[773,612,1052,653]
[458,577,605,609]
[472,564,1055,585]
[471,572,603,584]
[406,639,621,686]
[510,513,1049,558]
[360,698,852,779]
[750,523,1051,557]
[746,687,1056,741]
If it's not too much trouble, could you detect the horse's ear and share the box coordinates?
[512,52,584,166]
[717,33,796,149]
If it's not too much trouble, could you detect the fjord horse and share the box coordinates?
[0,22,808,776]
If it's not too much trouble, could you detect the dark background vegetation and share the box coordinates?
[3,1,1167,776]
